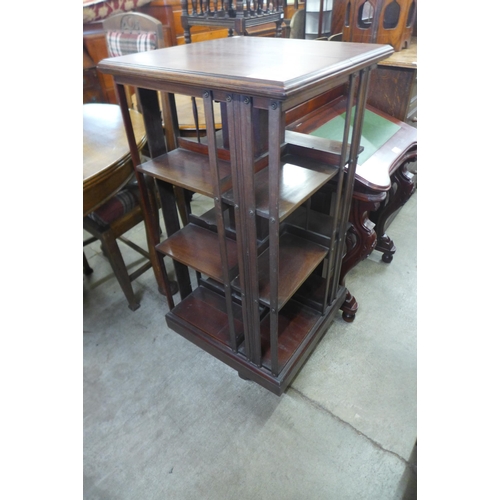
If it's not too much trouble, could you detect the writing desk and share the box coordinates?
[286,91,416,317]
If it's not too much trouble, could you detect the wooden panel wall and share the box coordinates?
[331,0,346,37]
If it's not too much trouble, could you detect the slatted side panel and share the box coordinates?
[324,73,356,309]
[203,90,238,351]
[268,99,282,376]
[329,67,373,302]
[225,94,262,364]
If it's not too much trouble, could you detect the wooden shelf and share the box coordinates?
[237,298,323,374]
[285,205,335,240]
[232,231,328,310]
[294,272,330,312]
[223,153,337,222]
[168,283,347,395]
[284,130,346,162]
[168,285,245,348]
[156,224,239,282]
[188,207,237,240]
[260,299,324,374]
[137,148,232,197]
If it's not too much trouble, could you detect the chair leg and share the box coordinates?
[83,252,93,275]
[100,232,141,311]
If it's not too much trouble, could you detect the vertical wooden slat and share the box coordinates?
[137,87,192,300]
[203,90,237,351]
[159,91,187,231]
[268,100,282,376]
[330,67,373,303]
[226,94,261,365]
[225,94,252,360]
[156,180,193,300]
[159,92,177,152]
[220,101,230,150]
[239,95,261,366]
[163,92,179,151]
[116,83,174,309]
[318,1,325,38]
[324,73,356,309]
[137,88,167,157]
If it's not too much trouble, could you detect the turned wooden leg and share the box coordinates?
[83,252,93,275]
[100,230,140,311]
[376,234,396,263]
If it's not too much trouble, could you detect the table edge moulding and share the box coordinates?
[97,36,393,396]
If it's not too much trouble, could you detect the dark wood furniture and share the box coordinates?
[83,103,153,311]
[285,88,416,318]
[351,103,416,265]
[98,36,393,395]
[180,0,285,43]
[342,0,416,51]
[367,37,417,124]
[146,0,287,45]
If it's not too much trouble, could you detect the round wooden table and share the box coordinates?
[83,103,146,216]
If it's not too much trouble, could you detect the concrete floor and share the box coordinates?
[83,188,417,499]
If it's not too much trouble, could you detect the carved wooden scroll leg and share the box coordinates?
[339,191,385,322]
[371,155,417,264]
[340,192,385,282]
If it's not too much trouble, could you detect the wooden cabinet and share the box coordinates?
[98,36,393,395]
[367,38,417,124]
[338,0,416,52]
[180,0,284,43]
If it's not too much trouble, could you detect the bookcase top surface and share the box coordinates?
[98,36,393,100]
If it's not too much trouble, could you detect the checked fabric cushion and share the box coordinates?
[106,31,157,57]
[88,187,140,227]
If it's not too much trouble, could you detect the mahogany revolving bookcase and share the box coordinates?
[98,36,393,395]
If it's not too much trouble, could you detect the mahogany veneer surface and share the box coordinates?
[137,148,232,196]
[233,232,328,310]
[170,286,245,346]
[156,224,239,282]
[98,37,393,103]
[223,158,337,222]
